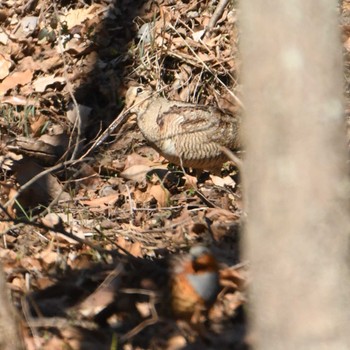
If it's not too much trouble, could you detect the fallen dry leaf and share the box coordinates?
[39,248,60,267]
[135,302,152,318]
[61,4,104,30]
[116,236,143,257]
[121,164,152,182]
[79,287,116,317]
[0,69,33,96]
[41,213,62,229]
[0,53,12,80]
[80,193,120,209]
[11,157,70,208]
[133,187,154,205]
[167,335,187,350]
[183,173,198,189]
[124,153,155,168]
[1,95,38,106]
[66,103,92,132]
[149,184,170,207]
[0,221,11,234]
[210,174,236,188]
[32,74,65,92]
[11,16,39,40]
[48,230,84,244]
[129,240,142,257]
[0,30,8,45]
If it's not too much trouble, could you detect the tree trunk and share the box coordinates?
[240,1,350,349]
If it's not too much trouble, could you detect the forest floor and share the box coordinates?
[0,0,349,349]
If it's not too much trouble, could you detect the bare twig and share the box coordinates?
[3,158,93,209]
[168,23,244,109]
[120,288,160,342]
[204,0,231,36]
[220,146,243,171]
[78,106,131,161]
[81,109,130,158]
[79,86,167,159]
[0,210,123,258]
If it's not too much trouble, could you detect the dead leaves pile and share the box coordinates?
[0,0,246,349]
[0,2,107,97]
[131,0,239,107]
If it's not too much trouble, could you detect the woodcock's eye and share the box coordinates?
[136,87,143,94]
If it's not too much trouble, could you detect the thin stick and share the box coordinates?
[205,0,231,35]
[79,86,167,159]
[3,158,93,209]
[168,23,244,109]
[220,146,243,171]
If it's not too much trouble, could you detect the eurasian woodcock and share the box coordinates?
[125,86,241,171]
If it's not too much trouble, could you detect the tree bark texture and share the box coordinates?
[240,1,350,349]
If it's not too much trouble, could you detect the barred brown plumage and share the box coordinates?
[125,85,241,171]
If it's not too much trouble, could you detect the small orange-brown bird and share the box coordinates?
[168,246,221,322]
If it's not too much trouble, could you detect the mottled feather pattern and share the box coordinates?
[125,86,241,171]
